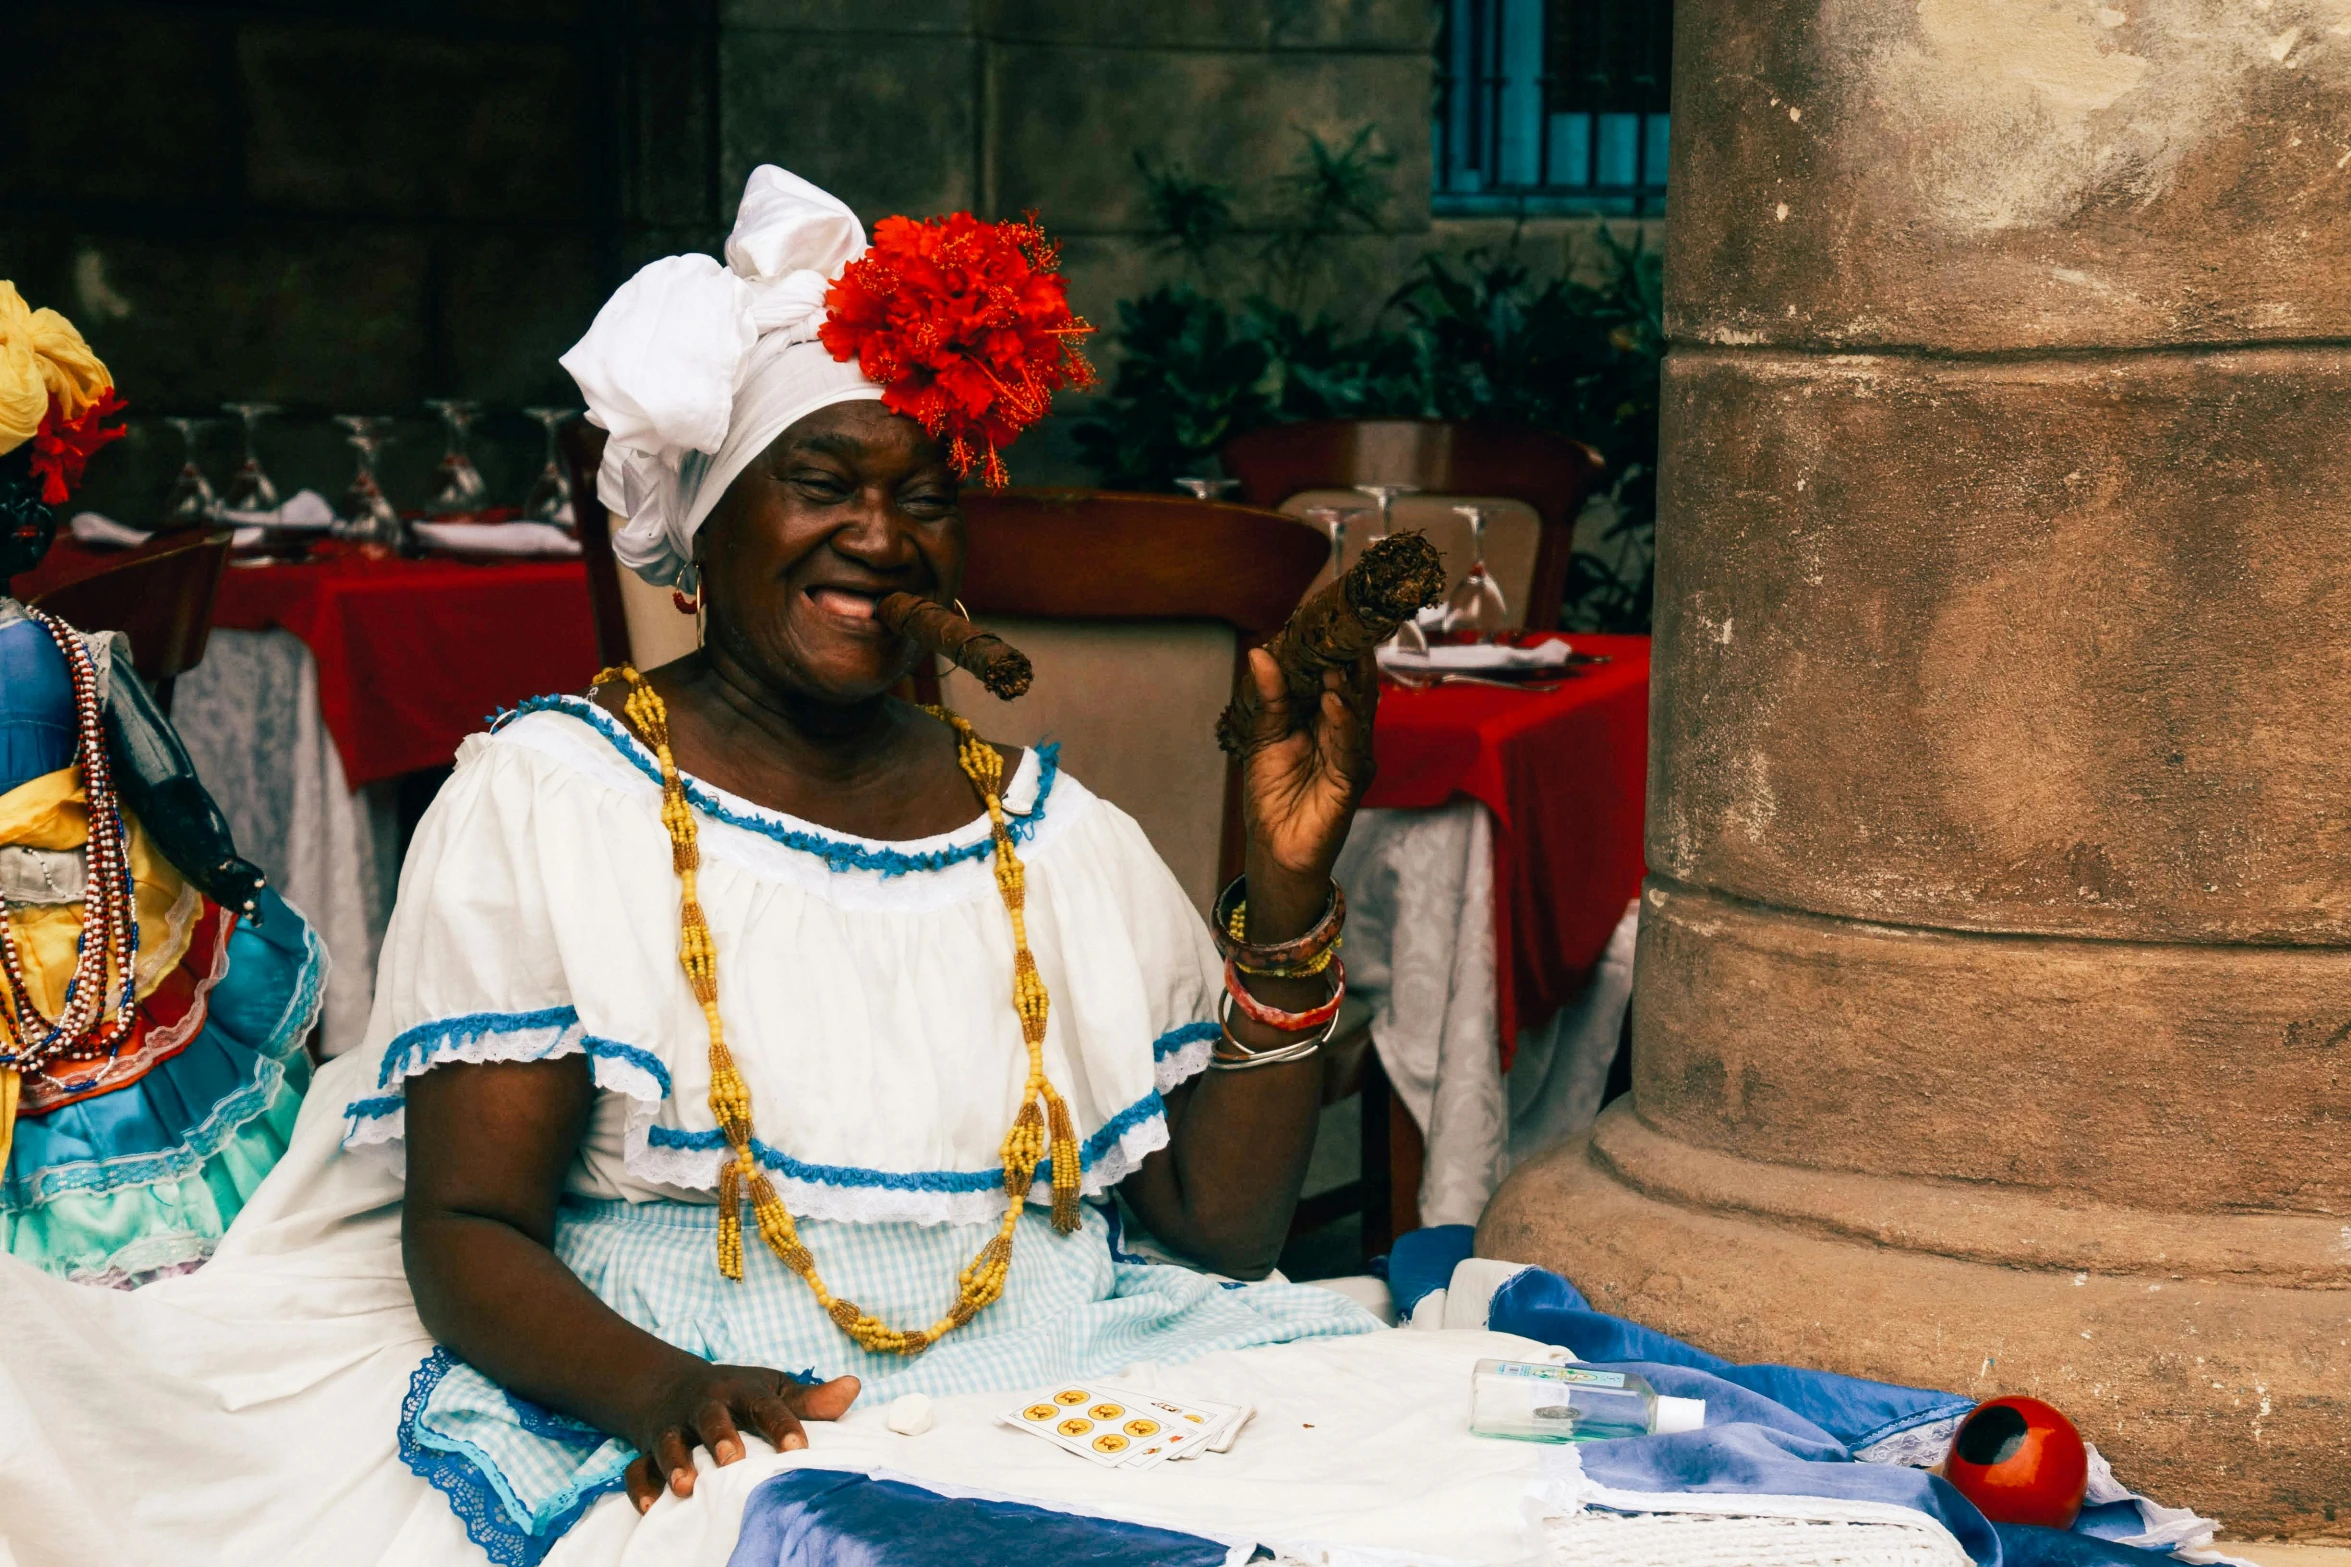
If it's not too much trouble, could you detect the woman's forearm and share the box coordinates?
[1129,851,1335,1277]
[404,1207,703,1441]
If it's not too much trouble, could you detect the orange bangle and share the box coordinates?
[1222,956,1345,1033]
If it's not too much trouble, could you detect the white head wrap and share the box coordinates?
[559,167,885,588]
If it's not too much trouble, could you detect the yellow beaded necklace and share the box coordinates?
[595,667,1081,1356]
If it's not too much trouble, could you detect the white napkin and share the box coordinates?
[219,489,336,531]
[410,521,582,559]
[69,512,154,549]
[1378,641,1575,674]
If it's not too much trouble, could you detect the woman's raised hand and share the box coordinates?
[622,1362,860,1512]
[1233,646,1378,934]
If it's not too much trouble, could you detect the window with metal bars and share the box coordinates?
[1433,0,1672,215]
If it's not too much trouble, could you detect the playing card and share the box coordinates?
[1111,1390,1239,1469]
[1001,1384,1174,1468]
[1205,1403,1254,1453]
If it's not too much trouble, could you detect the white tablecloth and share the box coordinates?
[1335,803,1638,1227]
[172,629,399,1057]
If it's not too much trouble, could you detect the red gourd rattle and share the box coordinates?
[1943,1396,2089,1529]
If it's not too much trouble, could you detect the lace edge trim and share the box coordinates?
[623,1091,1172,1226]
[11,1052,301,1203]
[397,1349,628,1567]
[1849,1403,1975,1463]
[493,695,1063,877]
[344,1020,666,1150]
[15,900,327,1198]
[1153,1021,1218,1093]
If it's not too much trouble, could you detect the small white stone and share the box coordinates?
[884,1393,935,1436]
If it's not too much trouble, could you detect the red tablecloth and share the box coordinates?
[21,539,600,788]
[1361,634,1651,1065]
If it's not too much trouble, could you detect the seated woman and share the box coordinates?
[0,169,1382,1567]
[0,286,323,1289]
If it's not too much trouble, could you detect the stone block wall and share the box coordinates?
[2,0,1629,516]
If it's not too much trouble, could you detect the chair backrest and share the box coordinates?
[1221,419,1605,631]
[950,490,1328,914]
[564,420,699,672]
[30,530,233,712]
[1278,489,1542,628]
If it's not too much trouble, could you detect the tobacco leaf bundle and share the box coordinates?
[1216,530,1447,754]
[876,592,1034,701]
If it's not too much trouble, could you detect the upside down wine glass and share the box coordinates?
[424,399,488,518]
[1350,482,1418,537]
[1441,504,1511,643]
[219,402,281,519]
[519,407,580,530]
[159,417,217,532]
[1301,503,1368,579]
[333,416,404,553]
[1174,476,1241,502]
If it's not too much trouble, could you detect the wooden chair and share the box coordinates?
[1221,420,1606,632]
[30,530,234,714]
[956,489,1409,1266]
[564,421,700,672]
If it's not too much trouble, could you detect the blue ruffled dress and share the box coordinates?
[0,614,326,1285]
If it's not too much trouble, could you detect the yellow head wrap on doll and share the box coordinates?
[0,282,113,458]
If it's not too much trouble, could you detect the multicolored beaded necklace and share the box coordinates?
[595,666,1081,1357]
[0,609,140,1081]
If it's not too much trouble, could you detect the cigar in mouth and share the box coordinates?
[875,592,1034,701]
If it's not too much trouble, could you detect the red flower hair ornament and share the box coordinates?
[818,211,1094,487]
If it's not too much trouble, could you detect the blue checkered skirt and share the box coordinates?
[400,1197,1380,1565]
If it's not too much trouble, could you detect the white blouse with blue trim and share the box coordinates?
[341,696,1222,1227]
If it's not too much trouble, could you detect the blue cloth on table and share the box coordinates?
[1397,1224,2214,1567]
[727,1468,1232,1567]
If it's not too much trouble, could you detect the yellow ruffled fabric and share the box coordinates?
[0,764,194,1161]
[0,764,195,1167]
[0,281,114,459]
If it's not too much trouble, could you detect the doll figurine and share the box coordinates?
[0,282,323,1286]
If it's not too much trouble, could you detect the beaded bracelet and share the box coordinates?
[1209,988,1345,1070]
[1222,955,1346,1034]
[1212,875,1346,978]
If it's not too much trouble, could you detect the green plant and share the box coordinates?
[1260,125,1397,313]
[1134,152,1238,281]
[1069,286,1271,490]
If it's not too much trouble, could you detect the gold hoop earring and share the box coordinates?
[672,578,705,617]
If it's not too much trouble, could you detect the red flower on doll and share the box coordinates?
[27,388,128,505]
[819,211,1095,487]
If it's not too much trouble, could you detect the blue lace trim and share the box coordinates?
[584,1037,669,1092]
[17,1054,296,1202]
[502,1389,607,1448]
[378,1007,586,1088]
[348,1010,673,1148]
[371,1008,676,1096]
[493,694,1062,876]
[646,1084,1167,1192]
[399,1349,627,1567]
[14,905,329,1201]
[1153,1021,1219,1059]
[1848,1398,1980,1454]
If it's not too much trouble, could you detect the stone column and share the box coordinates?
[1480,0,2351,1534]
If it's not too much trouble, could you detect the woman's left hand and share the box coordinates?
[1233,648,1379,930]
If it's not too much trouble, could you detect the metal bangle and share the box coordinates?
[1209,989,1344,1070]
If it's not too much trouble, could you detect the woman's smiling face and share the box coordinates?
[694,400,963,703]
